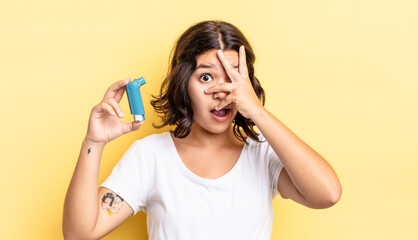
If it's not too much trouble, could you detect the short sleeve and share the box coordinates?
[101,140,148,215]
[267,143,285,199]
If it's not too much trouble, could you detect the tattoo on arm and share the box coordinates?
[101,192,125,216]
[87,148,91,154]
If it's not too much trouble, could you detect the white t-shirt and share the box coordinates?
[101,132,284,240]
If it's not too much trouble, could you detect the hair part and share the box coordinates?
[151,20,265,143]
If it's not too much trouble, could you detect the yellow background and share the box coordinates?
[1,0,417,239]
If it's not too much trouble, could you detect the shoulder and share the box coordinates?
[123,132,171,159]
[245,132,268,148]
[243,132,271,157]
[134,131,171,147]
[118,132,172,171]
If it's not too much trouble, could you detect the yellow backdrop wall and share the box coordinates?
[1,0,417,239]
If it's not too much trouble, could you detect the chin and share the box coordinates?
[208,118,237,134]
[205,124,233,134]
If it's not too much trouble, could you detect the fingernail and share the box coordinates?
[218,50,223,55]
[120,112,124,118]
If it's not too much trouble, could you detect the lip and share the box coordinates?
[210,109,231,122]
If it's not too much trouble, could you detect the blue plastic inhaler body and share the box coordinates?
[126,77,146,122]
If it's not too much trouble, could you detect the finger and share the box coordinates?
[114,87,126,103]
[239,45,249,76]
[122,121,145,135]
[98,102,116,116]
[103,98,124,118]
[205,82,233,94]
[216,95,235,110]
[216,50,235,77]
[103,77,130,100]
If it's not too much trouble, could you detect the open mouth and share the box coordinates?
[210,108,230,117]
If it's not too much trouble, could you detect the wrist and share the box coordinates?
[83,137,106,149]
[248,105,267,123]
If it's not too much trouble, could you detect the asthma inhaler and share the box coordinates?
[126,77,146,122]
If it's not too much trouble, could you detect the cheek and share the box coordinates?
[188,83,206,110]
[190,94,205,112]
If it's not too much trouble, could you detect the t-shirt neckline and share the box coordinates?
[165,132,247,185]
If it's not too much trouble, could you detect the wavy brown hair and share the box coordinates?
[151,20,265,143]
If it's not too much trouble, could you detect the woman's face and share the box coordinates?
[188,49,239,134]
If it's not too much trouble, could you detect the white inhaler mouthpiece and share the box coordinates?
[126,77,146,122]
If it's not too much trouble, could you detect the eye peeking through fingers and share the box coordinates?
[199,73,213,82]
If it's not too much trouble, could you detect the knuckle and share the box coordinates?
[99,102,108,109]
[110,97,119,104]
[106,97,116,104]
[104,98,115,105]
[91,105,99,112]
[101,98,110,105]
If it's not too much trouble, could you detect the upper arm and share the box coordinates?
[90,187,134,239]
[277,168,312,207]
[277,166,341,209]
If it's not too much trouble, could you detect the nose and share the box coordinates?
[211,76,231,100]
[213,91,228,100]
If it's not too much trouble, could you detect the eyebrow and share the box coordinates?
[195,63,239,70]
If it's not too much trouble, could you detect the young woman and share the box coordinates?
[63,20,342,240]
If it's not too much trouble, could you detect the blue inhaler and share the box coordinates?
[126,77,146,122]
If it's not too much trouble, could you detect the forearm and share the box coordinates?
[63,139,105,238]
[252,107,341,205]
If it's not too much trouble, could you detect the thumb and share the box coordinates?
[122,121,145,135]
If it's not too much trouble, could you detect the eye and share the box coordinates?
[199,74,213,82]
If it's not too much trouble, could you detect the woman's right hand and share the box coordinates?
[85,77,145,145]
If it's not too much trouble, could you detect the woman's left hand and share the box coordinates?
[204,45,264,120]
